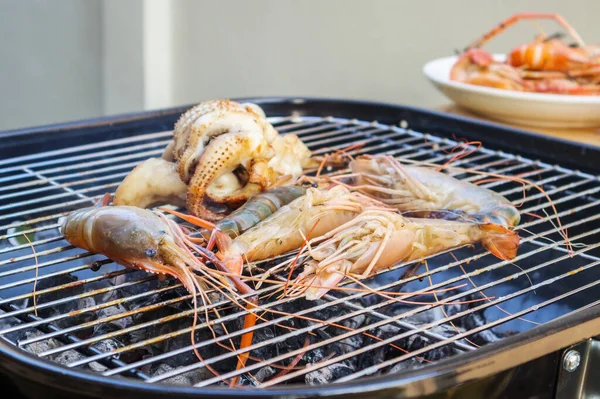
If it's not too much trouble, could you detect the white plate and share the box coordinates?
[423,54,600,128]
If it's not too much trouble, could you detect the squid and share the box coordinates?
[114,99,314,220]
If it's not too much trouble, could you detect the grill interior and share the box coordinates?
[0,114,599,389]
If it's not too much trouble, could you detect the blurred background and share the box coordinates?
[1,0,599,131]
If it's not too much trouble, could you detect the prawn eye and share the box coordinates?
[311,182,318,188]
[144,248,157,257]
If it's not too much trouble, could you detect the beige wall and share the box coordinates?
[1,0,599,130]
[0,0,102,130]
[170,0,600,108]
[102,0,144,115]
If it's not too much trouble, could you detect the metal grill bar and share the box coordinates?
[0,124,361,203]
[0,118,310,175]
[38,203,596,381]
[0,114,598,390]
[0,138,573,232]
[0,130,177,168]
[0,302,151,380]
[2,163,591,277]
[197,230,600,387]
[3,186,596,310]
[124,214,600,385]
[0,181,593,291]
[323,295,477,351]
[0,144,170,185]
[22,168,93,204]
[0,160,146,197]
[333,258,600,383]
[0,160,576,306]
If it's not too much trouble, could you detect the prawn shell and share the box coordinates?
[223,185,371,261]
[243,208,359,261]
[205,186,308,239]
[349,229,416,275]
[61,206,171,266]
[350,155,520,227]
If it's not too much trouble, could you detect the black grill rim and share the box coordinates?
[0,97,599,398]
[2,96,600,173]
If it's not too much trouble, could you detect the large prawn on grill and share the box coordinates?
[334,154,520,228]
[114,99,325,220]
[290,210,520,300]
[60,194,258,383]
[214,185,391,270]
[165,185,391,275]
[451,13,600,95]
[162,184,312,274]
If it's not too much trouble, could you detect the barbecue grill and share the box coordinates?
[0,97,599,399]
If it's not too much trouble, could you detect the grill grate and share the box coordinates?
[1,115,599,388]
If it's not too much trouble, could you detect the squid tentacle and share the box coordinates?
[187,131,273,220]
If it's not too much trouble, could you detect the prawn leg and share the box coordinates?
[160,208,220,249]
[194,245,257,386]
[160,207,243,274]
[95,193,112,207]
[465,12,585,51]
[348,155,436,205]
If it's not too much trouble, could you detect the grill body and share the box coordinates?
[0,97,599,398]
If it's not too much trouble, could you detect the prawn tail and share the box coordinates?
[479,224,520,261]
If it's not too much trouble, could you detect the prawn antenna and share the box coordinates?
[23,232,39,317]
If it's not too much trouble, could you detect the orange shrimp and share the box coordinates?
[457,13,600,95]
[450,48,531,91]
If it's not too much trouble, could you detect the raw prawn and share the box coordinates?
[338,155,520,227]
[164,185,309,242]
[60,194,258,381]
[169,185,386,275]
[293,210,519,300]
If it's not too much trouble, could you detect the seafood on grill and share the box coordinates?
[60,194,258,381]
[200,185,310,240]
[204,185,390,273]
[162,184,311,274]
[336,154,520,228]
[292,209,520,300]
[113,158,188,209]
[114,99,315,221]
[164,184,309,237]
[451,13,600,95]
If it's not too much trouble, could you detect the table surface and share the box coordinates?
[437,104,600,148]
